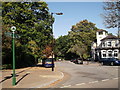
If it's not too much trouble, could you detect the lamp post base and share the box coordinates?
[52,67,54,71]
[12,77,16,86]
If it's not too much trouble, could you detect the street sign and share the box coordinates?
[4,32,20,38]
[11,26,16,32]
[4,32,12,37]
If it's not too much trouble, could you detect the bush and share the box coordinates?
[2,64,12,69]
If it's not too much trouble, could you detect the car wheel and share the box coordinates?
[110,62,114,66]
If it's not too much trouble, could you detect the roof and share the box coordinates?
[101,35,119,41]
[97,29,108,33]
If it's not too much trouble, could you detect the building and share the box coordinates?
[91,29,120,61]
[96,29,108,46]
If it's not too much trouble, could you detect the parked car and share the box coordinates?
[99,58,120,66]
[70,59,74,62]
[77,58,83,64]
[73,59,78,64]
[42,58,54,68]
[87,58,94,61]
[72,58,83,64]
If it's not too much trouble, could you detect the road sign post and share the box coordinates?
[11,26,16,86]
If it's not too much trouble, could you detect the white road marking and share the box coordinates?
[101,79,109,82]
[62,78,117,88]
[61,85,71,88]
[76,83,86,86]
[93,81,99,83]
[88,81,95,84]
[113,78,118,80]
[88,81,99,84]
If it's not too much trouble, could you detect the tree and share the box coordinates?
[55,35,71,59]
[55,20,98,60]
[68,20,98,59]
[42,45,52,58]
[2,2,53,68]
[102,1,120,37]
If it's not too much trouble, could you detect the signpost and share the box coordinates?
[11,26,16,86]
[4,26,20,86]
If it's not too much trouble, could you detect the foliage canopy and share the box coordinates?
[2,2,53,68]
[55,20,98,60]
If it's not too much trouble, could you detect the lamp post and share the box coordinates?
[11,26,16,86]
[51,12,63,71]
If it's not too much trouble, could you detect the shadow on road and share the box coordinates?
[0,74,19,83]
[16,73,30,85]
[1,68,31,84]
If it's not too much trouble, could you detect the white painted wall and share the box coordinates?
[96,31,108,46]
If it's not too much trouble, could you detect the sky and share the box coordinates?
[46,2,118,38]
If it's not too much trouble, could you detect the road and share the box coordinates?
[47,61,119,88]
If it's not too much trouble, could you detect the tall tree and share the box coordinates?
[2,2,53,68]
[68,20,98,59]
[102,1,120,37]
[55,20,98,60]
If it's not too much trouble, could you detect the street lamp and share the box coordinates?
[51,12,63,71]
[11,26,16,86]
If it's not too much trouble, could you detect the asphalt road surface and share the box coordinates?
[48,61,119,89]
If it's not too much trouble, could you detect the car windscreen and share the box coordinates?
[45,59,52,62]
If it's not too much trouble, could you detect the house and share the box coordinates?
[91,29,120,61]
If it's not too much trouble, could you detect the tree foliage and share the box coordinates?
[2,2,53,68]
[55,20,98,60]
[42,45,52,58]
[68,20,98,59]
[55,35,71,59]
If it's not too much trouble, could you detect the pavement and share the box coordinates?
[0,63,64,89]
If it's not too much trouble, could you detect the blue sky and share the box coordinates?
[47,2,118,38]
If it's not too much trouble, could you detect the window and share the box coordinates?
[114,51,118,57]
[102,42,105,47]
[108,51,112,57]
[105,33,108,35]
[115,41,119,46]
[107,41,111,47]
[115,43,118,46]
[103,54,106,57]
[99,32,103,35]
[102,51,106,58]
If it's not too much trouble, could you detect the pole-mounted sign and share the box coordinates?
[11,26,16,32]
[11,26,16,86]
